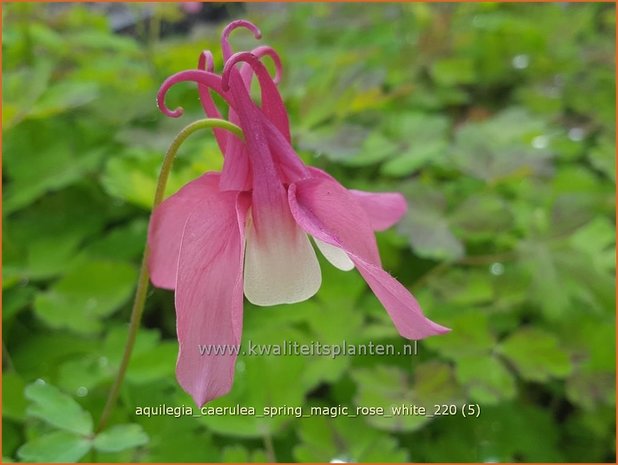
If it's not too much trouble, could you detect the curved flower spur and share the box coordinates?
[150,20,449,406]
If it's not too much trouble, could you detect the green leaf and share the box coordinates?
[221,445,251,463]
[300,124,391,166]
[563,409,616,461]
[427,270,494,306]
[397,185,464,261]
[560,314,615,373]
[220,445,268,463]
[82,219,147,262]
[351,362,462,432]
[2,285,34,321]
[566,371,615,411]
[517,240,571,319]
[423,311,495,360]
[294,414,409,462]
[2,59,53,129]
[17,431,91,463]
[381,139,447,176]
[34,259,137,334]
[27,23,66,54]
[57,357,110,395]
[451,108,551,183]
[101,146,218,209]
[3,121,105,213]
[562,313,615,411]
[568,218,615,274]
[416,402,564,462]
[588,135,615,181]
[94,424,149,452]
[127,342,177,383]
[56,327,166,393]
[4,185,108,281]
[380,113,450,176]
[455,355,516,404]
[549,193,600,236]
[64,30,140,53]
[28,81,99,120]
[498,328,572,382]
[431,57,476,86]
[346,131,399,167]
[137,405,220,462]
[450,193,514,240]
[11,333,97,378]
[243,297,354,391]
[25,382,93,435]
[102,326,161,365]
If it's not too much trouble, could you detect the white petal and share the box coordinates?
[314,237,355,271]
[244,219,321,306]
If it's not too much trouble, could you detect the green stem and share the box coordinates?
[262,431,277,462]
[96,118,243,433]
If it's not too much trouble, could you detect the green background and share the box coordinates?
[2,2,615,462]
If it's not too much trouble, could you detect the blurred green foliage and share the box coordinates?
[2,2,615,462]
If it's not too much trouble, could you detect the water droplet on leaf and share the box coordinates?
[76,386,88,397]
[532,135,548,149]
[568,127,585,141]
[512,54,529,69]
[331,457,351,463]
[490,262,504,276]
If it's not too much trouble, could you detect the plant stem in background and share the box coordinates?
[96,118,244,433]
[262,430,277,462]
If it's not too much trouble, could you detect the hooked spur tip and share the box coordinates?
[224,19,262,40]
[157,100,184,118]
[221,52,259,92]
[221,20,262,60]
[251,45,283,84]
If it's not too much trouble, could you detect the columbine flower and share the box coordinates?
[149,20,449,406]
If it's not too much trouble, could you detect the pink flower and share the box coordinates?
[180,2,202,14]
[149,20,449,406]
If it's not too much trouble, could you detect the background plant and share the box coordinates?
[3,2,615,462]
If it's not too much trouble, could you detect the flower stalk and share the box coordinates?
[96,118,243,433]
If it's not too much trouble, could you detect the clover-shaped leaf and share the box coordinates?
[294,414,409,462]
[34,259,137,334]
[93,424,149,452]
[25,382,93,435]
[498,328,572,382]
[17,431,92,463]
